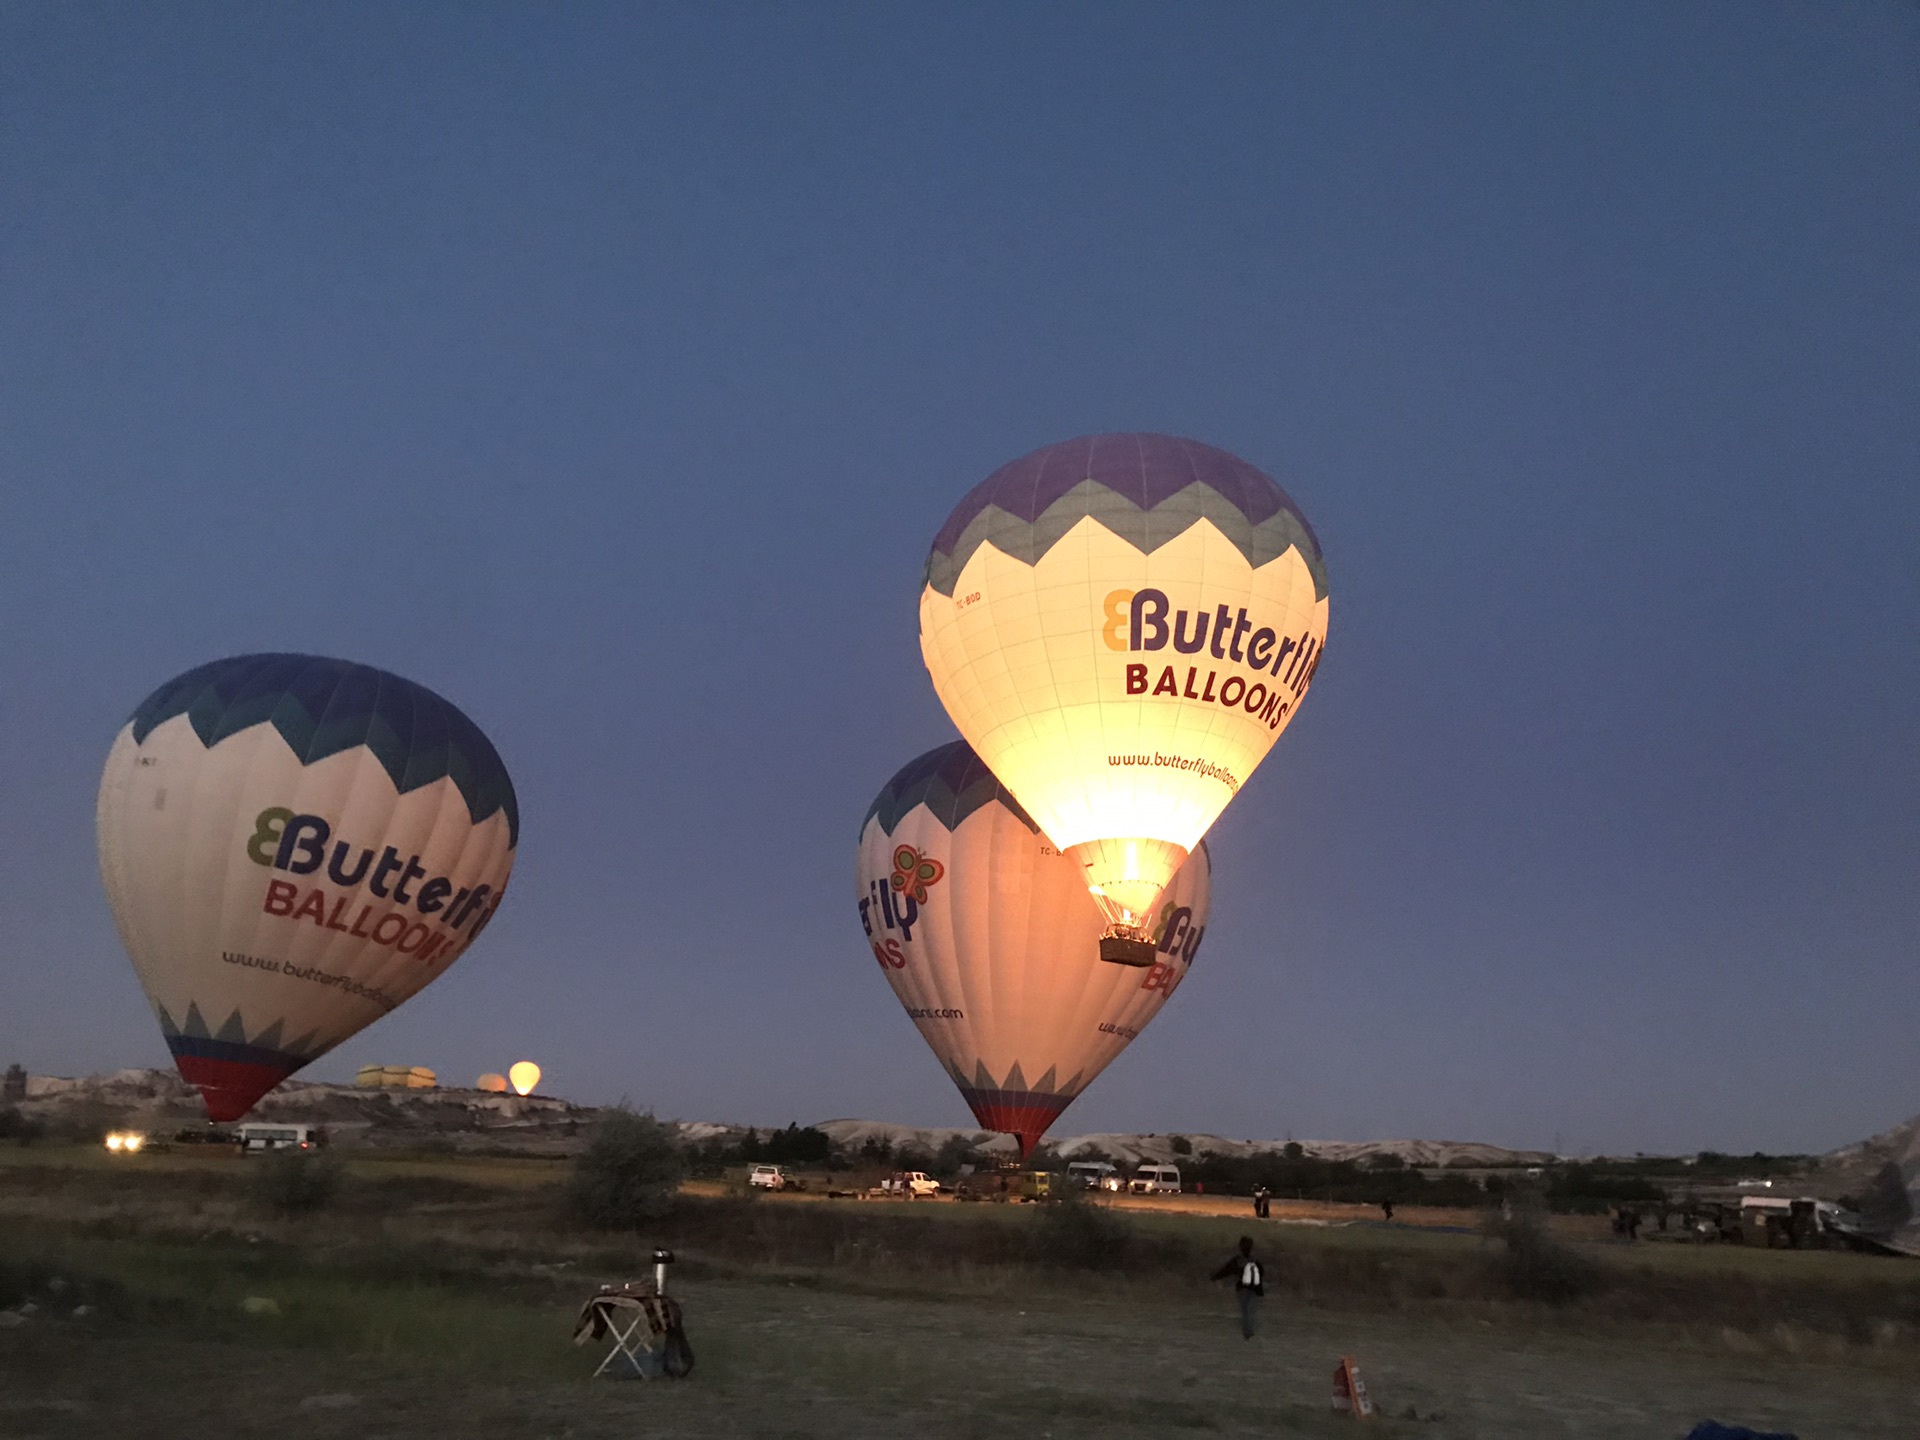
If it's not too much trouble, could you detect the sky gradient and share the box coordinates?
[2,3,1915,1156]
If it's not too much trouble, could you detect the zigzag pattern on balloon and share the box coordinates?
[156,1000,324,1063]
[154,1001,320,1122]
[949,1059,1087,1146]
[923,433,1327,599]
[129,653,519,844]
[861,740,1040,837]
[950,1057,1087,1100]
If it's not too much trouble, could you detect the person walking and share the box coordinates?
[1252,1185,1271,1220]
[1211,1235,1265,1339]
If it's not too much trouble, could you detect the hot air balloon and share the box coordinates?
[476,1073,510,1093]
[508,1060,540,1096]
[920,434,1325,963]
[97,654,518,1122]
[857,742,1209,1156]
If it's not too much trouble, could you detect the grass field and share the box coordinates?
[2,1144,1916,1438]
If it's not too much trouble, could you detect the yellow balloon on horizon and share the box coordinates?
[508,1060,541,1096]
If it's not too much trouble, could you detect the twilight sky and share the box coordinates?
[2,3,1915,1157]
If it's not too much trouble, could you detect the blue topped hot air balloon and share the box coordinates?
[857,741,1210,1156]
[97,654,518,1121]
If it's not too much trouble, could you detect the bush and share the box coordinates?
[932,1133,985,1177]
[1482,1206,1604,1303]
[1030,1186,1132,1270]
[0,1106,45,1145]
[248,1148,344,1216]
[569,1108,689,1229]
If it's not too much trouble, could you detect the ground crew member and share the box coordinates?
[1211,1235,1265,1339]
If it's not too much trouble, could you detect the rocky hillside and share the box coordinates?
[10,1068,594,1156]
[815,1117,1554,1169]
[11,1069,1561,1170]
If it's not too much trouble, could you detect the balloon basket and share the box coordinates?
[1099,933,1158,967]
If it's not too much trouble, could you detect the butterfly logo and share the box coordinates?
[890,845,945,904]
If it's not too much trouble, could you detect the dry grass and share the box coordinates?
[3,1144,1916,1384]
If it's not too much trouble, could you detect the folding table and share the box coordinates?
[573,1284,685,1379]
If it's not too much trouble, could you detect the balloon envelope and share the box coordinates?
[919,434,1325,935]
[97,654,518,1121]
[857,742,1209,1156]
[508,1061,540,1095]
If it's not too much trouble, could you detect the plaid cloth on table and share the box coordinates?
[572,1284,684,1346]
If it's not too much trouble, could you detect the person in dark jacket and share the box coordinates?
[1211,1235,1265,1339]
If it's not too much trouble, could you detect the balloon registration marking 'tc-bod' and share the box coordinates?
[856,742,1210,1157]
[919,434,1326,957]
[96,654,518,1123]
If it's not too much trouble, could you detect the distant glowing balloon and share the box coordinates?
[920,434,1325,960]
[508,1061,540,1095]
[857,742,1210,1156]
[97,654,518,1123]
[476,1073,509,1093]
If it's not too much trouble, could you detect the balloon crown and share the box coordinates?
[128,654,519,845]
[924,433,1326,600]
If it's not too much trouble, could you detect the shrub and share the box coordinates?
[932,1133,985,1176]
[568,1108,689,1229]
[0,1107,45,1145]
[248,1148,344,1216]
[1030,1185,1132,1270]
[1854,1161,1914,1234]
[1481,1205,1603,1303]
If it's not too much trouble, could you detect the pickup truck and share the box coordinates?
[748,1164,803,1191]
[874,1171,941,1199]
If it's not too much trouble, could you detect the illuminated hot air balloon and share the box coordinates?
[508,1060,540,1096]
[476,1073,509,1093]
[857,742,1209,1156]
[920,434,1325,963]
[97,654,518,1122]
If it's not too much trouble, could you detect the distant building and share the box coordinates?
[355,1064,437,1090]
[2,1064,24,1102]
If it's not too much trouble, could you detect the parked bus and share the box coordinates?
[234,1123,327,1154]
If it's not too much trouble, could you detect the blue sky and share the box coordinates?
[2,3,1915,1155]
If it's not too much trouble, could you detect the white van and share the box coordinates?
[1129,1163,1182,1195]
[1067,1160,1121,1191]
[235,1123,326,1154]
